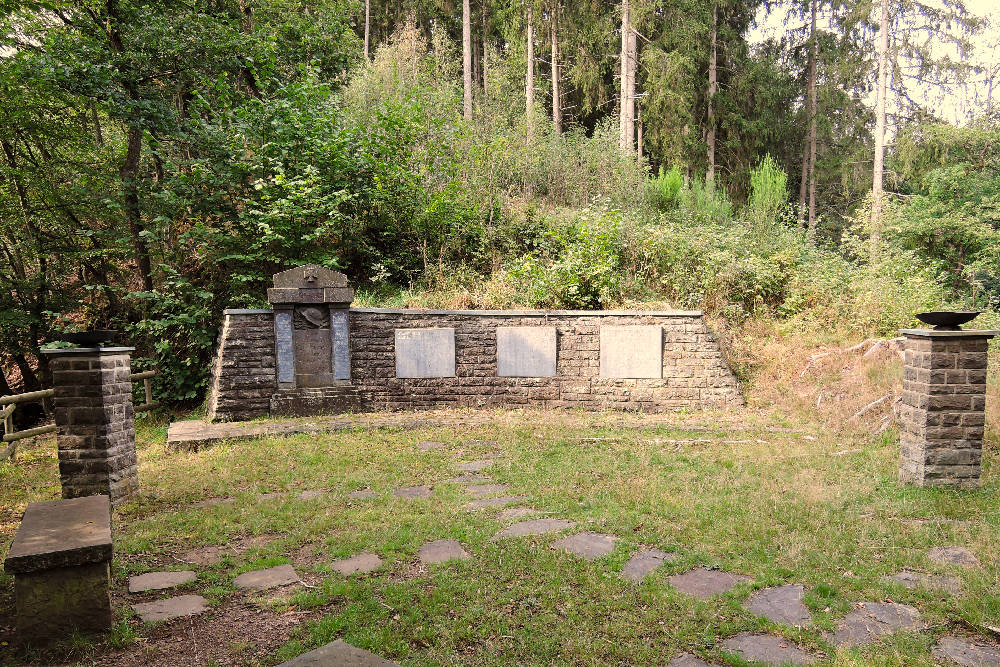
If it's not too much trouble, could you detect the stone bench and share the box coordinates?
[3,494,113,639]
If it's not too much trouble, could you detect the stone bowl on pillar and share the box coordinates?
[61,330,119,347]
[915,311,980,331]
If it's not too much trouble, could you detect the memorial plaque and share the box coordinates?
[599,326,662,378]
[331,310,350,380]
[497,327,556,377]
[275,310,295,384]
[395,328,455,378]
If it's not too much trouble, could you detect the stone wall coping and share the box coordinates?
[223,307,703,317]
[899,329,999,339]
[40,346,135,356]
[352,308,704,317]
[3,495,112,574]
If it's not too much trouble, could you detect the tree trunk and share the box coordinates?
[871,0,889,246]
[551,2,561,133]
[121,125,154,292]
[463,0,473,120]
[798,138,809,226]
[526,3,535,143]
[364,0,370,60]
[92,103,103,148]
[482,7,488,96]
[706,3,717,183]
[637,112,643,163]
[806,0,818,231]
[619,0,634,154]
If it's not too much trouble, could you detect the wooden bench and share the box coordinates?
[3,494,113,639]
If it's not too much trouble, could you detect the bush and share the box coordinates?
[647,165,684,211]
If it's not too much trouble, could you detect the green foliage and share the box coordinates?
[746,154,789,227]
[125,271,216,403]
[646,166,684,211]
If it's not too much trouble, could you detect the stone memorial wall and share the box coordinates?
[206,266,742,420]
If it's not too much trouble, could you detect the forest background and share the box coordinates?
[1,0,998,408]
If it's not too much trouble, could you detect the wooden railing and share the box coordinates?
[0,369,158,462]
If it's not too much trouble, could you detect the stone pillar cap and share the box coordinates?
[40,346,135,356]
[3,495,112,574]
[899,329,998,339]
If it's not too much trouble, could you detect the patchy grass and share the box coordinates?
[1,403,997,666]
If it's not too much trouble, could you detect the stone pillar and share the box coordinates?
[898,329,996,488]
[41,347,139,505]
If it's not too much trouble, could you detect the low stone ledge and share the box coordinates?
[3,495,112,574]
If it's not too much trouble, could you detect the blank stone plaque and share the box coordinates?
[600,326,662,378]
[395,328,455,378]
[497,327,556,377]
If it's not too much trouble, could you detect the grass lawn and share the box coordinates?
[1,407,998,666]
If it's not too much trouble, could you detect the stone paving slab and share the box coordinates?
[498,507,539,521]
[132,594,208,623]
[466,483,510,497]
[621,548,675,582]
[276,639,400,666]
[465,439,498,447]
[419,539,471,564]
[457,460,493,472]
[667,654,714,666]
[394,485,433,499]
[667,568,751,600]
[297,490,327,500]
[417,440,447,451]
[193,497,235,508]
[466,495,528,510]
[258,492,287,501]
[551,532,617,561]
[443,474,492,484]
[233,564,300,591]
[721,633,818,665]
[747,584,811,626]
[348,489,378,499]
[932,636,1000,666]
[829,601,924,648]
[128,570,197,593]
[886,570,963,595]
[929,546,981,567]
[494,518,577,539]
[332,552,383,575]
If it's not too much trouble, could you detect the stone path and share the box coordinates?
[297,489,326,500]
[829,602,923,648]
[498,507,538,521]
[747,584,811,626]
[419,539,471,564]
[233,564,300,591]
[348,489,378,499]
[495,518,577,539]
[928,546,981,567]
[667,568,751,600]
[932,636,1000,666]
[466,483,510,497]
[443,474,492,484]
[667,654,713,666]
[129,570,197,593]
[551,532,616,561]
[457,460,493,472]
[394,485,433,499]
[621,548,675,582]
[721,633,817,665]
[332,552,383,575]
[132,594,209,623]
[417,440,447,451]
[466,495,528,510]
[886,570,963,595]
[277,639,400,666]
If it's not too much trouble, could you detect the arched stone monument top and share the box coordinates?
[272,264,349,289]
